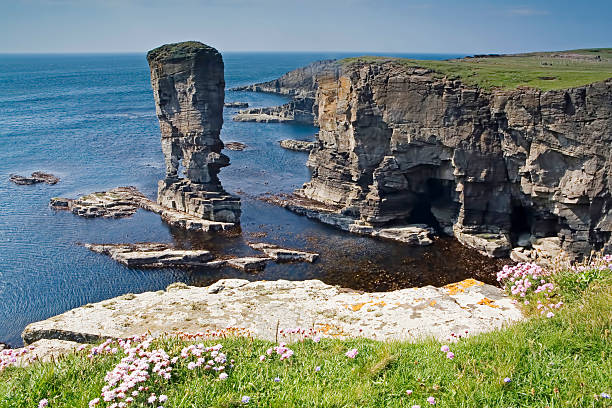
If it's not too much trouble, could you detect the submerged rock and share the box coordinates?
[279,139,316,152]
[22,278,523,345]
[10,172,59,185]
[147,41,240,224]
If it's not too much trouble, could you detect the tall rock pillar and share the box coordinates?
[147,41,240,223]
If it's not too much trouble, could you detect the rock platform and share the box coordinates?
[263,194,434,246]
[23,278,522,345]
[50,187,236,232]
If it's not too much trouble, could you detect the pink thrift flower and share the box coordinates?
[406,389,413,395]
[440,345,450,353]
[38,399,49,408]
[412,405,421,408]
[345,348,358,358]
[148,395,157,404]
[546,311,554,318]
[446,352,455,359]
[159,395,168,403]
[427,396,436,404]
[259,355,266,362]
[89,398,100,408]
[219,372,228,380]
[315,366,321,372]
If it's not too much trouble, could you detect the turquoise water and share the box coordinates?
[0,52,503,347]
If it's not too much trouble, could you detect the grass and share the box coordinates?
[342,48,612,91]
[1,262,610,407]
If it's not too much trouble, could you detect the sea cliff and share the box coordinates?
[243,52,612,258]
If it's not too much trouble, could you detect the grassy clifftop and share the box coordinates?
[1,256,611,407]
[343,48,612,91]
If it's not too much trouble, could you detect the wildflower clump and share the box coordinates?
[497,262,559,316]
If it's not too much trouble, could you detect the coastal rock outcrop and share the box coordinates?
[10,172,59,185]
[291,62,611,258]
[147,41,240,224]
[248,242,319,262]
[225,142,247,151]
[232,60,339,126]
[224,102,249,108]
[84,241,317,270]
[22,278,522,345]
[84,243,214,267]
[232,97,315,124]
[50,187,235,232]
[279,139,317,152]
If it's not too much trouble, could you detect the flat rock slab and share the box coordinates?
[248,242,319,262]
[85,243,214,267]
[23,278,522,345]
[226,257,272,271]
[50,187,235,232]
[10,172,60,185]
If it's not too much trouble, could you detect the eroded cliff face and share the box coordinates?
[300,62,611,257]
[147,42,240,223]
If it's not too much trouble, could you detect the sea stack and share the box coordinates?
[147,41,240,223]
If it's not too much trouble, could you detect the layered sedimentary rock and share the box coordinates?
[50,187,235,232]
[147,41,240,223]
[232,59,338,126]
[298,61,611,257]
[23,278,521,345]
[232,97,315,124]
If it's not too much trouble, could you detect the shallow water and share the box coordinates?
[0,51,504,347]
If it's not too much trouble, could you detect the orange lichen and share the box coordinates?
[429,300,437,307]
[316,323,347,337]
[444,279,484,295]
[349,302,368,311]
[477,297,499,308]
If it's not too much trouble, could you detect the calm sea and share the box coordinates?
[0,52,504,346]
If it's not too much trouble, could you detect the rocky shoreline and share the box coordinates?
[236,59,611,259]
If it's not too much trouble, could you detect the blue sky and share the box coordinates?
[1,0,610,54]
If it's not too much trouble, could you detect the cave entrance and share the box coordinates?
[406,179,454,233]
[510,204,532,235]
[510,203,533,245]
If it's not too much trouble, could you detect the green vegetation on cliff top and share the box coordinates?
[147,41,218,63]
[343,48,612,91]
[1,258,610,407]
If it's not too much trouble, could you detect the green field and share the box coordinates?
[343,49,612,91]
